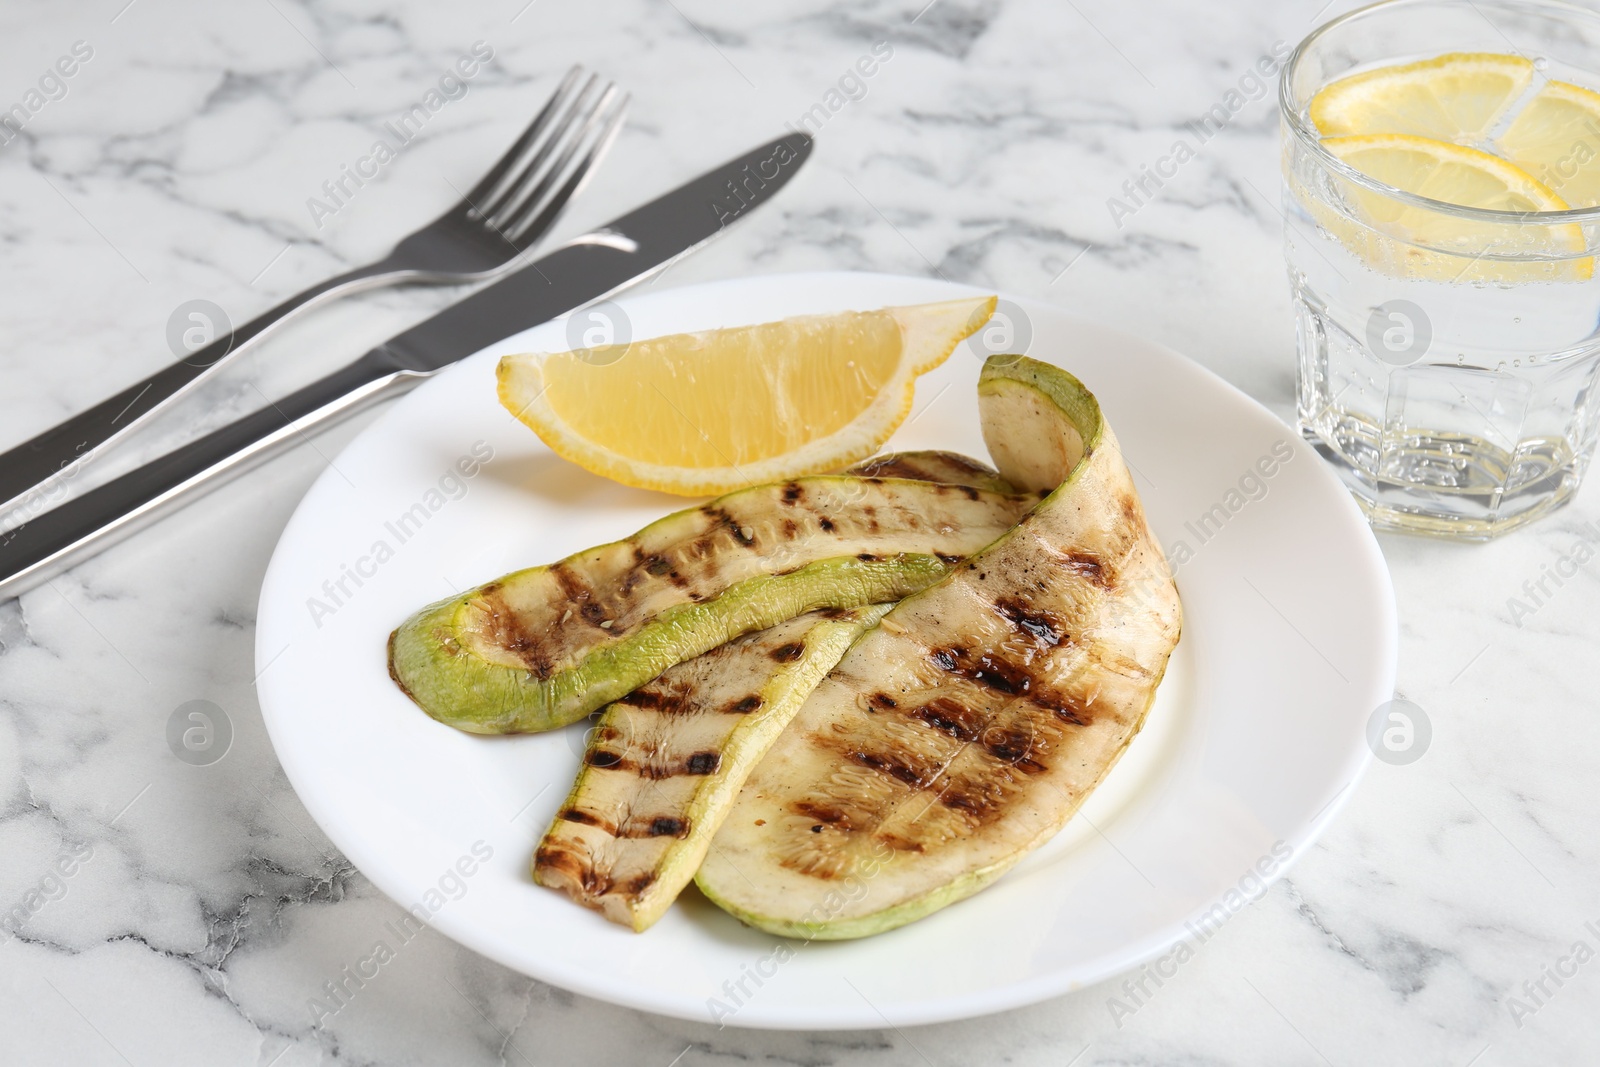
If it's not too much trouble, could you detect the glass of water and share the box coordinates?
[1283,0,1600,538]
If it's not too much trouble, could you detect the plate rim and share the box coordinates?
[255,269,1397,1029]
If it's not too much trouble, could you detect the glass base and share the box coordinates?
[1289,264,1600,541]
[1302,427,1581,539]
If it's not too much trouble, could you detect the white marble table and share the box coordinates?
[1,1,1596,1063]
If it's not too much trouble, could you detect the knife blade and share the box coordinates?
[0,132,813,602]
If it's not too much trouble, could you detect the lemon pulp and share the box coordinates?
[1499,80,1600,208]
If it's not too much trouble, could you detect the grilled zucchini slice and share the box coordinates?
[389,473,1041,733]
[696,356,1182,939]
[534,604,892,930]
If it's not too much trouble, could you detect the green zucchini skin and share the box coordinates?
[389,470,1041,734]
[696,356,1182,939]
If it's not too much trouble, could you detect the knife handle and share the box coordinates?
[0,347,423,601]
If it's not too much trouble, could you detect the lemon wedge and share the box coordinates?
[497,297,996,496]
[1499,80,1600,208]
[1316,134,1589,281]
[1310,52,1534,143]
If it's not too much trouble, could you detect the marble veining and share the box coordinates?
[1,0,1598,1063]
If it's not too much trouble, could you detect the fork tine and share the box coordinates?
[492,85,621,241]
[477,73,605,223]
[461,65,586,209]
[502,90,629,247]
[496,83,627,241]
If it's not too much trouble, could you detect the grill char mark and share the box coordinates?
[616,687,668,710]
[929,646,1034,695]
[559,808,612,831]
[685,751,721,775]
[770,641,806,663]
[702,505,757,547]
[983,727,1048,773]
[579,748,725,779]
[1034,695,1092,727]
[935,774,1014,822]
[557,809,694,840]
[1063,550,1109,587]
[618,568,647,596]
[1120,493,1142,530]
[549,562,620,631]
[534,845,609,894]
[792,799,854,829]
[548,561,589,605]
[478,588,554,679]
[854,452,998,483]
[855,458,912,479]
[995,596,1065,647]
[912,697,984,742]
[851,748,935,788]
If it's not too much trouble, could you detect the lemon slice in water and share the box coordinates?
[1310,52,1534,143]
[1499,80,1600,208]
[1317,133,1588,281]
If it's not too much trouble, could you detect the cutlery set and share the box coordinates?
[0,67,812,600]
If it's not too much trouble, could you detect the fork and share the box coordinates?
[0,66,628,519]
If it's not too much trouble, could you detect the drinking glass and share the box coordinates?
[1282,0,1600,537]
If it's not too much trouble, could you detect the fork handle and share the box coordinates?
[0,346,422,601]
[0,256,404,521]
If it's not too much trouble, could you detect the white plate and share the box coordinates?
[256,271,1396,1030]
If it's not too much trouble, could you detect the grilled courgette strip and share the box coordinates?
[389,462,1040,733]
[696,356,1182,939]
[534,605,892,930]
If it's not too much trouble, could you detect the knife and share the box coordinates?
[0,132,813,602]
